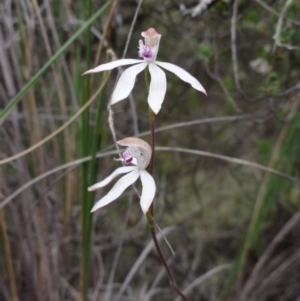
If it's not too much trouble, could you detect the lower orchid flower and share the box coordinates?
[88,137,155,214]
[83,27,206,114]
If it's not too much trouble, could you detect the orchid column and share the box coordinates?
[84,27,206,301]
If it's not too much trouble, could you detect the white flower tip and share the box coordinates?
[141,203,151,214]
[111,95,124,105]
[194,83,207,96]
[90,205,98,213]
[88,186,97,191]
[151,106,160,115]
[91,201,106,213]
[139,170,156,214]
[82,70,93,76]
[141,194,154,214]
[193,81,207,95]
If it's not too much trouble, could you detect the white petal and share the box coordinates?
[111,62,148,104]
[91,169,140,212]
[139,170,156,214]
[83,59,143,75]
[88,166,136,191]
[155,61,207,95]
[148,63,167,114]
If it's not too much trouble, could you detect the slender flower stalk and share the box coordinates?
[83,28,206,114]
[143,63,191,301]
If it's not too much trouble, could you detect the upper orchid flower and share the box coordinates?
[83,28,206,114]
[88,137,155,214]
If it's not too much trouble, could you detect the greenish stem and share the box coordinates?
[80,1,97,300]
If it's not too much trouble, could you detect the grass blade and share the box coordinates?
[0,1,109,125]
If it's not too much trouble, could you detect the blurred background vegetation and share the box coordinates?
[1,0,300,300]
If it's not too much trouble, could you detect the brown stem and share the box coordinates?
[146,107,191,301]
[146,212,191,301]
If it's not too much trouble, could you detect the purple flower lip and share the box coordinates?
[122,149,134,165]
[124,157,133,165]
[142,51,153,58]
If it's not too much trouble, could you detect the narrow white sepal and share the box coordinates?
[91,169,140,212]
[83,59,143,75]
[155,61,207,95]
[111,62,148,104]
[139,170,156,214]
[148,63,167,114]
[88,166,136,191]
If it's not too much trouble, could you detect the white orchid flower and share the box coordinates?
[83,27,206,114]
[88,137,155,214]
